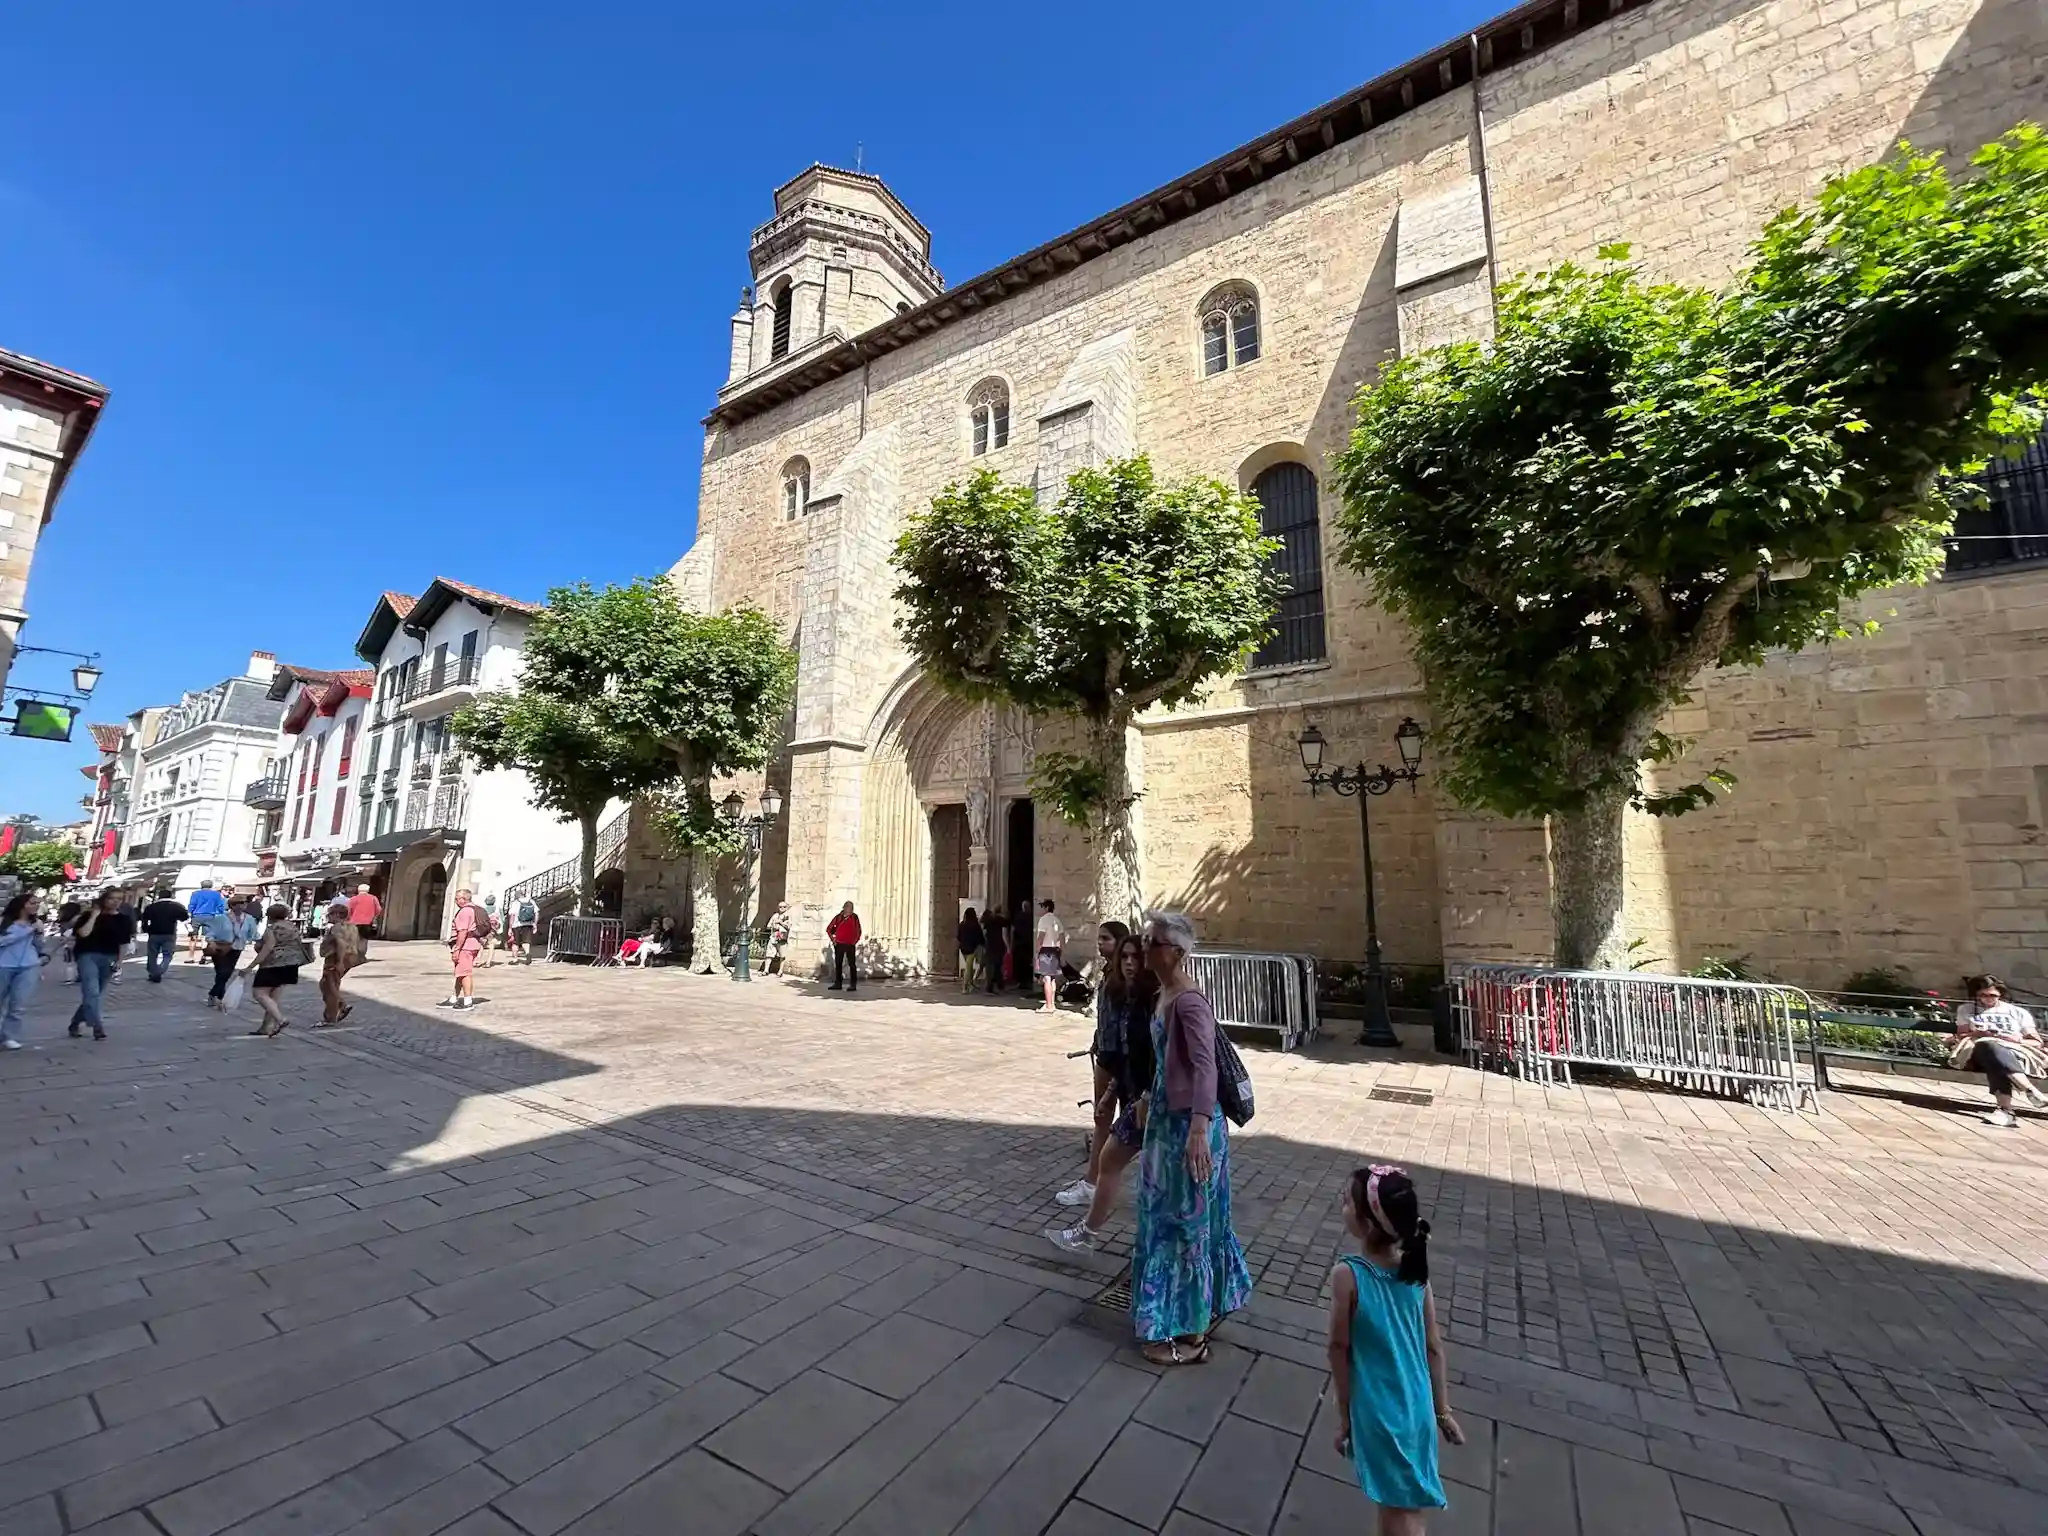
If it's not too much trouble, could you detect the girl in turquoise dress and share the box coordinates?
[1326,1164,1464,1534]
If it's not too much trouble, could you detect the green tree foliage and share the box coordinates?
[0,839,73,885]
[892,457,1283,923]
[453,685,673,918]
[520,580,797,969]
[1333,127,2048,969]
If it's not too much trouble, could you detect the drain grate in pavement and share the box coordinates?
[1094,1275,1133,1310]
[1367,1087,1435,1107]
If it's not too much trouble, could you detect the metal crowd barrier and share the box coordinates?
[546,915,621,964]
[1452,964,1812,1112]
[1186,949,1321,1052]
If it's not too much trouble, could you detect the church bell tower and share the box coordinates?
[727,165,945,384]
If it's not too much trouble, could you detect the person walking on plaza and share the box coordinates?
[316,900,362,1025]
[826,901,861,992]
[444,888,487,1010]
[140,889,189,983]
[1050,926,1157,1254]
[980,905,1008,996]
[957,906,984,992]
[1326,1164,1463,1534]
[185,879,225,966]
[1951,974,2048,1128]
[1128,910,1251,1366]
[1,893,49,1050]
[69,891,134,1041]
[346,883,381,959]
[244,903,308,1037]
[1034,898,1068,1013]
[765,901,791,975]
[205,896,260,1009]
[510,893,539,963]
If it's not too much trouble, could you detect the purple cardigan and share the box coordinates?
[1161,989,1219,1116]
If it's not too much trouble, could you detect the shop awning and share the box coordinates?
[336,827,465,860]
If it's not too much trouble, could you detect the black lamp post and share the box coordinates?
[9,645,103,698]
[1297,717,1425,1048]
[719,786,782,982]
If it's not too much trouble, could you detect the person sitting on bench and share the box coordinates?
[1951,974,2048,1128]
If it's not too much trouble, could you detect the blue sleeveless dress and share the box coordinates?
[1341,1254,1445,1511]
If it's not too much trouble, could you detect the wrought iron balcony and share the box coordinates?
[398,655,482,718]
[243,774,289,810]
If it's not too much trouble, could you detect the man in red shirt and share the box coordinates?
[826,901,861,993]
[346,884,382,958]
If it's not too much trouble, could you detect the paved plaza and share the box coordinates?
[3,944,2046,1536]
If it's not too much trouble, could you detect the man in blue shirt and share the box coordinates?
[203,896,260,1009]
[185,880,226,966]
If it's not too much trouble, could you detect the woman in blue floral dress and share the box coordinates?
[1131,910,1252,1365]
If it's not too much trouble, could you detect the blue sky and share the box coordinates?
[1,0,1497,820]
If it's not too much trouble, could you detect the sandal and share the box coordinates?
[1141,1339,1210,1367]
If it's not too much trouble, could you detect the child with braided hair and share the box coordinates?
[1326,1164,1463,1533]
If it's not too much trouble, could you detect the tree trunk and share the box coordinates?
[1550,781,1630,971]
[688,850,724,973]
[575,808,598,918]
[1090,712,1142,929]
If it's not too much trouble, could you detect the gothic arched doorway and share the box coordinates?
[414,864,448,940]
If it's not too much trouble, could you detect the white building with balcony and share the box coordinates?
[120,652,291,897]
[242,664,373,906]
[340,578,591,939]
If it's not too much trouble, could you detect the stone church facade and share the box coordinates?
[646,0,2048,993]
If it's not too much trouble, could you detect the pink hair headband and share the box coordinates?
[1366,1163,1404,1239]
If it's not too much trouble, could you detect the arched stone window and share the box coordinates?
[1249,460,1326,666]
[781,456,811,520]
[770,279,794,360]
[1199,282,1261,376]
[968,378,1011,456]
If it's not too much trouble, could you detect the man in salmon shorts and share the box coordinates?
[443,888,489,1011]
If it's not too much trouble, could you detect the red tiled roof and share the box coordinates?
[87,722,124,753]
[382,591,417,619]
[330,669,375,687]
[79,764,99,779]
[434,578,538,615]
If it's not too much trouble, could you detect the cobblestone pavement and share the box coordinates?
[3,942,2046,1535]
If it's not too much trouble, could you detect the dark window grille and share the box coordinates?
[1202,313,1229,376]
[1231,302,1260,365]
[771,282,793,359]
[1948,432,2048,573]
[1250,462,1328,668]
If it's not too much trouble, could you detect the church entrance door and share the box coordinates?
[928,804,969,976]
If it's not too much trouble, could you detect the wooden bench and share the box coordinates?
[1801,1006,1977,1093]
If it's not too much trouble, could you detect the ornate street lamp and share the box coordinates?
[1296,717,1426,1049]
[719,788,781,982]
[11,645,102,698]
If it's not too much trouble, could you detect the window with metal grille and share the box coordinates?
[782,457,811,519]
[1948,430,2048,574]
[1198,283,1260,376]
[770,281,793,360]
[1249,462,1327,668]
[968,379,1010,456]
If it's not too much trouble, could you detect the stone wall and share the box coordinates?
[661,0,2048,989]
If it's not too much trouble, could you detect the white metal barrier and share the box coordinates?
[546,915,622,964]
[1185,950,1321,1052]
[1453,964,1813,1112]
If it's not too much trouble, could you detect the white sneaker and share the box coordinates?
[1046,1223,1100,1254]
[1983,1109,2019,1128]
[1,1039,22,1051]
[1055,1180,1096,1207]
[2023,1087,2048,1110]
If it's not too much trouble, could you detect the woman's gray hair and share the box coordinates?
[1143,909,1199,954]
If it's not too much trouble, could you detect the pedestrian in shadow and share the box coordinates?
[1327,1164,1464,1534]
[246,903,308,1038]
[316,901,362,1026]
[981,906,1007,996]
